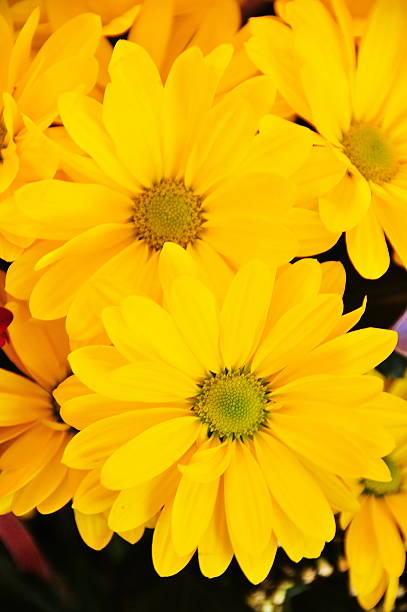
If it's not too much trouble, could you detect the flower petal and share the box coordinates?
[101,417,201,490]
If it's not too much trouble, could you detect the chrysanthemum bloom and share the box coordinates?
[0,298,86,517]
[60,244,399,583]
[10,40,335,344]
[247,0,407,278]
[342,423,407,611]
[0,8,101,260]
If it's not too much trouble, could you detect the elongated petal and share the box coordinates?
[74,510,112,551]
[172,474,219,556]
[152,500,193,577]
[224,442,273,554]
[220,260,274,369]
[198,482,233,578]
[255,433,334,540]
[63,409,189,469]
[108,466,180,532]
[253,294,343,377]
[167,276,221,373]
[101,417,200,490]
[273,328,397,386]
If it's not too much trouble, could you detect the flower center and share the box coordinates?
[133,179,204,250]
[363,457,402,497]
[192,367,270,439]
[342,123,399,182]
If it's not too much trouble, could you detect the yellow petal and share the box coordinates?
[115,295,203,378]
[273,328,397,386]
[108,466,180,532]
[273,374,382,406]
[11,445,67,515]
[171,474,219,556]
[187,240,233,304]
[72,469,116,515]
[247,17,312,121]
[371,497,405,577]
[205,214,298,269]
[74,510,112,551]
[244,114,314,177]
[233,533,277,585]
[162,45,232,177]
[224,442,273,554]
[178,439,232,483]
[60,393,138,431]
[158,242,198,291]
[58,92,137,191]
[107,38,163,181]
[345,497,380,578]
[254,433,335,540]
[198,481,233,578]
[166,275,221,372]
[152,500,193,577]
[184,98,256,194]
[253,294,343,377]
[29,224,133,319]
[346,207,390,279]
[285,206,340,258]
[63,409,189,469]
[109,361,197,403]
[319,170,372,232]
[68,344,134,396]
[220,259,274,369]
[269,413,391,481]
[354,0,406,121]
[101,417,200,490]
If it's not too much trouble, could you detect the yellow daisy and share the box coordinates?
[343,444,407,610]
[0,297,86,517]
[247,0,407,278]
[60,243,399,583]
[0,7,101,260]
[341,372,407,611]
[9,40,329,345]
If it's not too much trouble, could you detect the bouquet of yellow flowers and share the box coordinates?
[0,1,406,611]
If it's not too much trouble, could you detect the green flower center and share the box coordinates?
[342,123,398,182]
[192,367,270,439]
[133,179,204,250]
[363,457,402,497]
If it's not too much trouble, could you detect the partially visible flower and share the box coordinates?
[0,8,101,260]
[247,0,407,278]
[342,433,407,610]
[61,244,399,583]
[0,299,85,517]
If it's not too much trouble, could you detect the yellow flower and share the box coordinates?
[341,372,407,611]
[9,40,329,344]
[343,443,407,609]
[247,0,407,279]
[61,243,399,583]
[0,8,101,260]
[0,299,85,517]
